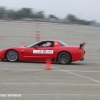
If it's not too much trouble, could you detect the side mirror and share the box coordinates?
[34,45,38,49]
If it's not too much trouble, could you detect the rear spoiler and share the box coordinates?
[79,42,86,49]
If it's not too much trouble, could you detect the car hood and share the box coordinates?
[0,46,27,51]
[12,46,27,48]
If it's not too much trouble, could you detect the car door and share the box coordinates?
[27,41,54,61]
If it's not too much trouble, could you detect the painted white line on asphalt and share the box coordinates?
[0,67,99,72]
[0,68,43,71]
[22,94,100,96]
[51,70,100,72]
[0,83,100,85]
[0,65,23,67]
[0,67,100,73]
[71,70,100,72]
[0,64,45,67]
[53,67,100,84]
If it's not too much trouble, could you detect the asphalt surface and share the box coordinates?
[0,21,100,100]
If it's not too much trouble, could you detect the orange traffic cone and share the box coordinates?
[36,31,41,42]
[45,59,52,70]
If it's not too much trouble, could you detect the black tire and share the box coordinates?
[57,52,71,64]
[6,50,18,62]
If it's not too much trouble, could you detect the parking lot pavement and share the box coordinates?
[0,21,100,100]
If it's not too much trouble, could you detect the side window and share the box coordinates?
[46,41,54,47]
[38,41,54,48]
[33,41,45,47]
[38,42,47,47]
[40,42,47,47]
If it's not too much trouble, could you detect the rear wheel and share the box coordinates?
[6,50,18,62]
[58,52,71,64]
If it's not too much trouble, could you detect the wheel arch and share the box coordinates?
[56,51,72,62]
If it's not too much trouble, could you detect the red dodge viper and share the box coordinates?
[0,40,86,64]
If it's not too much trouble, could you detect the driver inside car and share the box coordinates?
[40,42,52,47]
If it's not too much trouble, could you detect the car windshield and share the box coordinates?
[27,41,42,47]
[58,41,68,46]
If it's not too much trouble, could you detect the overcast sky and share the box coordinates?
[0,0,100,22]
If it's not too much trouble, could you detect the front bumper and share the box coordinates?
[0,51,4,60]
[0,51,1,58]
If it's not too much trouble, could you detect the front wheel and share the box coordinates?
[6,50,18,62]
[58,52,71,64]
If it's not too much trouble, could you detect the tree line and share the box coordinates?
[0,6,45,19]
[66,14,92,25]
[0,6,96,25]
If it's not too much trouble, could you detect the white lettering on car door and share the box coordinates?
[33,50,53,54]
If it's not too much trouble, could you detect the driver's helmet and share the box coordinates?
[46,42,51,47]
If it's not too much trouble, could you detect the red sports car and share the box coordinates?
[0,40,85,64]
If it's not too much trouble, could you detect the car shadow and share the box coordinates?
[0,60,86,66]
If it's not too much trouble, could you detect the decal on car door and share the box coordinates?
[33,50,54,54]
